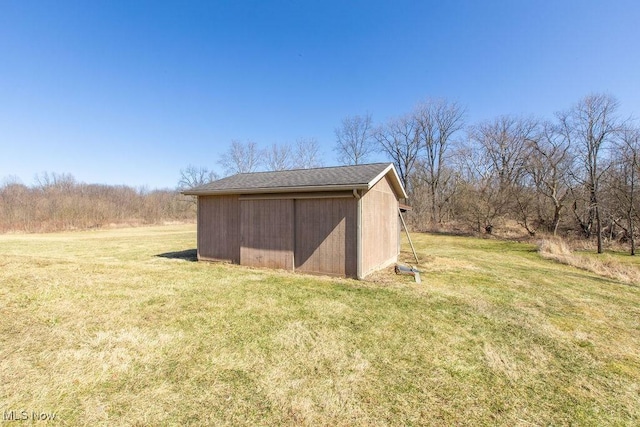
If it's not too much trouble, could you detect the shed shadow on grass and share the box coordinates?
[156,249,198,262]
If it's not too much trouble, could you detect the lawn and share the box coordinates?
[1,225,639,426]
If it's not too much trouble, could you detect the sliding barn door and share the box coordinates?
[240,199,294,270]
[294,198,357,277]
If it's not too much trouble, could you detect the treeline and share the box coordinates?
[0,173,194,233]
[7,92,637,253]
[206,93,638,254]
[355,93,637,254]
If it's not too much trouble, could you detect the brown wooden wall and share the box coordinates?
[197,195,240,263]
[294,198,357,277]
[361,175,399,276]
[240,199,294,269]
[196,182,398,278]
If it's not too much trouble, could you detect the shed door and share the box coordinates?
[294,198,356,277]
[240,199,294,269]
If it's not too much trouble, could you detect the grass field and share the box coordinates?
[1,225,639,426]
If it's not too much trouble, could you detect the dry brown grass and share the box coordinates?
[537,237,640,285]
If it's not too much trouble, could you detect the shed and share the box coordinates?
[182,163,408,279]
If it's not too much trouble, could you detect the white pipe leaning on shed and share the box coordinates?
[398,207,419,264]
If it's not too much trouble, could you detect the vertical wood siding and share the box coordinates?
[197,195,240,263]
[294,198,357,277]
[240,199,294,269]
[197,181,397,278]
[361,175,399,276]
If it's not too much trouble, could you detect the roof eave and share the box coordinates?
[182,183,370,196]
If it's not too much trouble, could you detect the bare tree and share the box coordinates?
[34,172,76,191]
[373,113,421,191]
[524,121,572,235]
[0,176,26,229]
[177,165,219,190]
[465,116,539,233]
[293,138,323,169]
[456,140,504,234]
[471,116,538,190]
[218,140,263,176]
[414,99,466,223]
[177,165,219,208]
[265,143,294,171]
[558,94,620,253]
[611,126,640,254]
[334,113,374,165]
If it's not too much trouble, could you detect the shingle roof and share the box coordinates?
[182,163,407,198]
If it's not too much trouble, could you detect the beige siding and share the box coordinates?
[361,175,399,276]
[197,195,240,263]
[240,199,294,270]
[294,198,357,277]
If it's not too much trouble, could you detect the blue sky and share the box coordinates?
[1,0,639,189]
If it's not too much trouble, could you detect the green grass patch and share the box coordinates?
[1,226,639,425]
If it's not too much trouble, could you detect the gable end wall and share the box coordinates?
[361,175,399,276]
